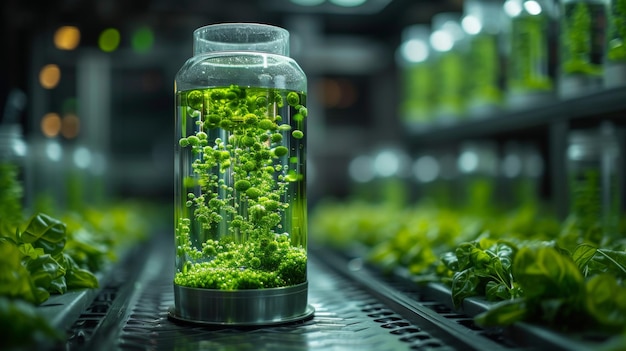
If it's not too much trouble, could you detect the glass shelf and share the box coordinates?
[406,86,626,147]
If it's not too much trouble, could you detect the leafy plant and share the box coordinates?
[0,213,98,305]
[573,243,626,279]
[440,238,522,308]
[476,244,626,334]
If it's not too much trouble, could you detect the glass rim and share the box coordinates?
[193,23,290,56]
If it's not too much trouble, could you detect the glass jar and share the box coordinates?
[172,23,312,325]
[566,123,621,245]
[503,0,556,106]
[457,141,499,215]
[430,13,468,123]
[0,123,27,227]
[605,0,626,87]
[559,0,608,97]
[462,0,506,116]
[396,25,433,131]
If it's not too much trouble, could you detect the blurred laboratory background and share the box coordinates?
[3,1,626,350]
[1,0,463,208]
[2,0,625,243]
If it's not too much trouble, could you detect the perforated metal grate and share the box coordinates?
[115,255,457,351]
[64,235,585,351]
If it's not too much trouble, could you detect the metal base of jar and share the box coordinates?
[169,282,313,326]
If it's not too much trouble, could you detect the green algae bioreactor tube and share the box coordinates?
[171,23,312,325]
[559,0,608,97]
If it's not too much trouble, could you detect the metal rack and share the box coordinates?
[404,86,626,218]
[38,232,608,351]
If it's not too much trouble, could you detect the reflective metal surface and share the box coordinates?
[170,282,313,326]
[63,233,601,351]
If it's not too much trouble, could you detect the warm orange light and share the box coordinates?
[39,64,61,89]
[318,78,341,108]
[317,78,358,109]
[61,113,80,139]
[41,112,62,137]
[54,26,81,50]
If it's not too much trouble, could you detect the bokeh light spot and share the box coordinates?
[41,112,62,137]
[61,113,80,139]
[39,64,61,89]
[54,26,81,50]
[99,28,121,52]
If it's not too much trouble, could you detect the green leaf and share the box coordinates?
[440,251,459,271]
[585,273,626,329]
[0,239,38,304]
[455,242,475,271]
[24,254,66,293]
[60,254,99,290]
[474,298,527,327]
[49,277,67,295]
[19,213,67,255]
[486,281,511,301]
[572,244,597,276]
[513,246,585,300]
[451,269,479,308]
[470,247,490,269]
[595,249,626,278]
[18,243,45,260]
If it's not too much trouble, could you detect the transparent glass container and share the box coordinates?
[172,23,312,325]
[559,0,608,97]
[605,0,626,87]
[463,0,506,115]
[430,13,468,123]
[503,0,556,106]
[457,141,499,216]
[396,25,433,131]
[566,123,621,245]
[0,123,28,227]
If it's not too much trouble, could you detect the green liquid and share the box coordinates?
[468,33,503,106]
[561,2,606,76]
[607,0,626,62]
[509,14,554,92]
[174,86,307,290]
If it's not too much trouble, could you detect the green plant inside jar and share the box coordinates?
[436,50,466,115]
[174,85,307,290]
[561,2,604,75]
[509,12,554,91]
[607,0,626,62]
[468,33,502,105]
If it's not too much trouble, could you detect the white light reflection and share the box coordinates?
[524,0,542,15]
[503,0,522,17]
[502,154,522,178]
[13,140,27,157]
[330,0,367,7]
[46,140,62,162]
[401,39,429,63]
[374,150,400,178]
[462,15,482,35]
[290,0,325,5]
[458,150,479,173]
[73,146,91,169]
[349,155,374,183]
[430,30,454,52]
[413,155,439,183]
